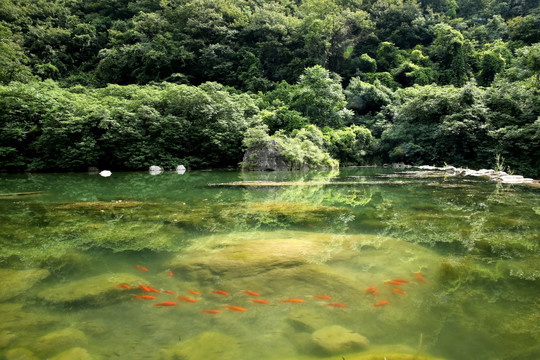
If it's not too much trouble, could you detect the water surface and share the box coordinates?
[0,168,539,360]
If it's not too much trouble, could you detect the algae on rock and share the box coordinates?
[37,273,145,305]
[0,268,50,301]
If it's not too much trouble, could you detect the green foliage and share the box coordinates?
[345,77,394,115]
[0,81,258,171]
[291,65,353,128]
[323,125,373,165]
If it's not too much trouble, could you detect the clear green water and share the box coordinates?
[0,168,539,360]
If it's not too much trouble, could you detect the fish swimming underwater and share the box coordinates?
[392,288,406,295]
[326,302,347,308]
[163,290,176,295]
[251,299,270,304]
[201,310,221,314]
[134,265,148,271]
[187,290,200,295]
[177,296,198,303]
[117,284,131,289]
[415,272,427,283]
[312,295,332,300]
[280,298,305,303]
[211,290,229,295]
[225,305,247,312]
[365,286,379,296]
[133,295,157,300]
[243,290,260,297]
[374,300,389,307]
[154,302,177,306]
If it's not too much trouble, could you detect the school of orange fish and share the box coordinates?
[118,265,427,313]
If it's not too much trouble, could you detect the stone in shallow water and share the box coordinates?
[5,347,39,360]
[49,347,94,360]
[287,309,329,332]
[157,331,241,360]
[0,304,58,332]
[33,328,88,357]
[0,268,50,301]
[311,325,369,355]
[166,231,363,280]
[37,273,145,305]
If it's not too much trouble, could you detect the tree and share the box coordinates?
[291,65,353,128]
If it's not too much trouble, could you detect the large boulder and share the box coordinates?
[242,139,291,171]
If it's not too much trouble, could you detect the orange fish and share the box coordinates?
[415,272,427,283]
[139,285,152,292]
[117,284,131,289]
[365,286,379,296]
[374,300,389,307]
[280,298,305,303]
[225,305,247,312]
[187,290,200,295]
[177,296,198,303]
[147,286,160,293]
[201,310,221,314]
[384,281,405,286]
[168,271,173,276]
[243,290,260,297]
[154,301,177,306]
[133,295,157,300]
[134,265,148,271]
[251,299,270,304]
[392,278,410,284]
[326,302,347,308]
[312,295,332,300]
[393,288,406,295]
[211,290,229,295]
[163,290,176,295]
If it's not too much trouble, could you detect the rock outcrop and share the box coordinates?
[241,139,291,171]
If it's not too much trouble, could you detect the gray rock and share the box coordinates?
[311,325,369,355]
[242,139,291,171]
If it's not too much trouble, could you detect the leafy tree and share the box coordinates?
[291,65,353,128]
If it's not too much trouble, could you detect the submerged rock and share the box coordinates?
[157,331,241,360]
[37,273,145,305]
[287,309,330,332]
[33,328,88,357]
[0,268,50,301]
[49,347,94,360]
[311,325,369,355]
[166,231,359,280]
[5,348,39,360]
[0,304,58,332]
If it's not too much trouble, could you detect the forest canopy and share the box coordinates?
[0,0,539,177]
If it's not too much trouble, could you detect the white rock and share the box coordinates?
[149,165,163,175]
[99,170,112,177]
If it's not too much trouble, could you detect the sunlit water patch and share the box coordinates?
[0,168,539,360]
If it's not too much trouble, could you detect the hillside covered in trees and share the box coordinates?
[1,0,539,177]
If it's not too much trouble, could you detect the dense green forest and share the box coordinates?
[0,0,539,177]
